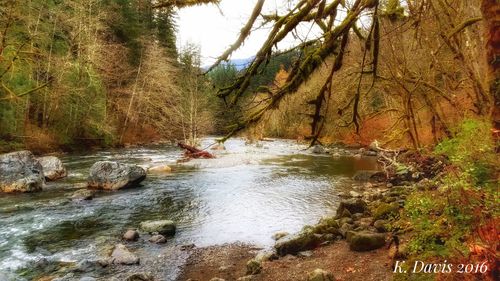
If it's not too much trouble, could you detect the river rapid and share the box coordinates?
[0,138,378,280]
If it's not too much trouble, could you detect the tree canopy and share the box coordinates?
[187,0,496,147]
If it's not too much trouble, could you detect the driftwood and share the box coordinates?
[177,142,215,159]
[370,140,408,178]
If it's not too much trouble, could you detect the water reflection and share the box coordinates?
[0,138,378,280]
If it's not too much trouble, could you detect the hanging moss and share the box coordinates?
[383,0,405,21]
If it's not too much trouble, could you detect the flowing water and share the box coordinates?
[0,138,378,280]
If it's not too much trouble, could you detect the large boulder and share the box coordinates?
[348,231,386,251]
[88,161,146,190]
[38,156,67,181]
[0,151,44,193]
[307,269,335,281]
[274,230,321,256]
[110,244,139,265]
[140,220,176,236]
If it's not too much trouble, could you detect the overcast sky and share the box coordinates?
[177,0,321,66]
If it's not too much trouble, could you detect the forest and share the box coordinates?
[0,0,498,281]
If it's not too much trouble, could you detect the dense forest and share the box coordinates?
[0,0,296,152]
[3,0,496,152]
[0,0,498,280]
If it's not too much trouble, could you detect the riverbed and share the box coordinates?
[0,138,378,280]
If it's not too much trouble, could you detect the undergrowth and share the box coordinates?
[396,119,499,280]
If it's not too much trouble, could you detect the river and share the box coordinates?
[0,138,378,280]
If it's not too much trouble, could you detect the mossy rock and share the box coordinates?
[275,231,322,256]
[140,220,176,236]
[388,186,408,196]
[307,268,335,281]
[336,199,368,216]
[339,223,353,238]
[312,221,341,235]
[318,216,340,228]
[383,196,397,203]
[348,231,386,251]
[339,217,353,226]
[340,208,352,218]
[373,220,389,232]
[246,259,262,275]
[372,202,399,220]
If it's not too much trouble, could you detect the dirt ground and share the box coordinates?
[178,241,393,281]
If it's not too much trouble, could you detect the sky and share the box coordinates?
[177,0,322,66]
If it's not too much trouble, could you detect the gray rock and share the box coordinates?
[338,217,353,226]
[352,213,364,220]
[363,150,378,157]
[97,259,110,267]
[38,156,67,181]
[71,189,95,201]
[123,229,139,241]
[311,145,326,154]
[110,244,139,265]
[298,250,313,257]
[254,250,277,262]
[180,244,195,251]
[353,170,385,182]
[322,233,335,242]
[336,198,368,215]
[340,208,352,218]
[140,220,176,236]
[74,259,99,273]
[0,151,44,193]
[307,269,335,281]
[148,234,167,244]
[348,231,386,251]
[88,161,146,190]
[246,259,262,275]
[339,223,353,238]
[272,231,289,241]
[275,231,321,256]
[79,277,96,281]
[349,191,361,198]
[52,273,75,281]
[147,165,172,174]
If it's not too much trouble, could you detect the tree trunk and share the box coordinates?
[481,0,500,132]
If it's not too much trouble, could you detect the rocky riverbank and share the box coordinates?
[1,140,438,281]
[177,146,442,281]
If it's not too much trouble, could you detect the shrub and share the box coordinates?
[398,119,498,279]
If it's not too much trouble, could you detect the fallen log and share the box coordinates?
[177,142,215,159]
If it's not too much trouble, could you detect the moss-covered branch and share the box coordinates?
[153,0,220,9]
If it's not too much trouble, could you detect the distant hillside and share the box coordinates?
[204,57,254,71]
[228,58,254,70]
